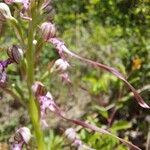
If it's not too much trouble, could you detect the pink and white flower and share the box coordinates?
[11,127,31,150]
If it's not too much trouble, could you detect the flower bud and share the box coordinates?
[7,45,24,63]
[51,59,69,73]
[32,81,47,96]
[14,127,31,144]
[40,22,56,40]
[0,3,13,20]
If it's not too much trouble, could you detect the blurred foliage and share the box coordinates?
[0,0,150,149]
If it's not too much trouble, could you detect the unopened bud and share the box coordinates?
[40,22,56,40]
[0,3,13,20]
[51,59,69,73]
[14,127,31,144]
[7,45,24,63]
[32,81,47,96]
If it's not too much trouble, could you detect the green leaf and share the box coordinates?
[93,105,108,118]
[111,121,132,132]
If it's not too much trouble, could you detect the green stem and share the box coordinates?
[28,95,45,150]
[26,4,45,150]
[27,22,34,88]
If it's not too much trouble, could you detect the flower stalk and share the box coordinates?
[26,2,45,150]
